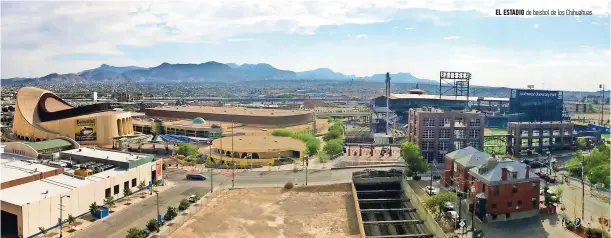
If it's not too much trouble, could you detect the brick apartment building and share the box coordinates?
[406,108,485,165]
[441,146,491,193]
[508,121,574,155]
[469,159,541,222]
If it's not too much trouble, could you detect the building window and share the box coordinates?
[512,185,518,193]
[454,129,465,139]
[423,130,434,139]
[494,186,500,196]
[439,118,450,127]
[436,153,445,163]
[423,141,434,150]
[517,200,523,207]
[124,181,129,191]
[507,201,512,207]
[132,178,137,187]
[438,141,449,151]
[439,129,450,139]
[482,184,486,193]
[455,118,465,127]
[512,172,518,179]
[469,118,481,127]
[114,185,120,195]
[423,152,434,163]
[532,182,537,191]
[469,129,480,139]
[532,198,537,208]
[491,204,497,208]
[105,188,111,198]
[423,118,435,127]
[454,141,465,150]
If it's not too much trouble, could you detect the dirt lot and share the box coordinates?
[169,184,360,238]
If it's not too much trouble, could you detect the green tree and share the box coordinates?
[178,198,190,210]
[271,129,294,137]
[89,202,100,216]
[104,196,115,211]
[67,214,76,228]
[305,139,320,156]
[146,219,160,232]
[194,192,202,201]
[553,187,564,198]
[576,138,587,151]
[126,228,147,238]
[323,139,343,156]
[176,142,200,157]
[138,181,147,191]
[123,187,132,198]
[424,192,456,215]
[164,206,178,221]
[323,129,342,141]
[400,142,428,176]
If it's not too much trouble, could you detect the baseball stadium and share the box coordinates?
[12,87,134,146]
[144,106,314,127]
[208,135,305,165]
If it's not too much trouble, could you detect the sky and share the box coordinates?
[1,0,610,91]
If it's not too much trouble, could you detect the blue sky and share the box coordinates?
[2,1,609,91]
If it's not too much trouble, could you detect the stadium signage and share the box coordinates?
[516,90,558,98]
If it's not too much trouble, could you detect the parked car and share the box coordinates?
[425,186,438,195]
[188,195,196,203]
[186,174,206,181]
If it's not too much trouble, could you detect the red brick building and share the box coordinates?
[441,146,490,193]
[469,159,541,222]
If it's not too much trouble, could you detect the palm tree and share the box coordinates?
[89,202,100,216]
[67,214,76,229]
[104,195,115,212]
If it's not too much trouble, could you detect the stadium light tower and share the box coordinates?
[527,85,534,90]
[439,71,472,109]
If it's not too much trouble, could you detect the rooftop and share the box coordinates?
[469,160,540,185]
[212,135,304,152]
[387,94,509,102]
[1,153,58,182]
[148,106,312,117]
[25,138,73,151]
[60,147,152,163]
[446,147,492,169]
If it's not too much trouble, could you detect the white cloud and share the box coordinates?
[443,36,460,40]
[575,16,582,23]
[534,23,540,28]
[592,22,600,25]
[393,26,398,29]
[355,34,368,39]
[1,0,609,78]
[227,38,253,42]
[405,27,415,30]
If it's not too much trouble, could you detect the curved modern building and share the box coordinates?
[12,87,134,145]
[209,135,305,165]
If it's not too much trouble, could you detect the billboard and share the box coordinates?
[512,89,559,99]
[75,118,97,141]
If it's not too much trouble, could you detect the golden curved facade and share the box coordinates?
[12,87,134,146]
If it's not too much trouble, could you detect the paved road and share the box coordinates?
[73,167,388,238]
[554,177,610,228]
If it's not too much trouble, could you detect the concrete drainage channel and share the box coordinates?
[353,170,433,238]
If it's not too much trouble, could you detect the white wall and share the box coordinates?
[20,161,160,237]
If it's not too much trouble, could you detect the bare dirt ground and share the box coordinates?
[169,183,360,238]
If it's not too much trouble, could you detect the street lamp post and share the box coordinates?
[304,156,309,185]
[153,190,161,224]
[150,164,155,195]
[59,195,70,238]
[209,143,213,193]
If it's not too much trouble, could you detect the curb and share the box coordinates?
[330,164,404,170]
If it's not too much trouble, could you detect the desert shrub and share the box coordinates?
[284,181,294,189]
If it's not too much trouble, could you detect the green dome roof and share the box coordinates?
[192,117,206,124]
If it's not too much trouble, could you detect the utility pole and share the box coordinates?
[231,120,235,188]
[581,155,585,220]
[600,84,605,126]
[430,163,433,189]
[305,155,309,185]
[59,195,70,238]
[209,143,213,192]
[385,72,390,136]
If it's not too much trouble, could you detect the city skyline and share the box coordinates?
[1,1,609,91]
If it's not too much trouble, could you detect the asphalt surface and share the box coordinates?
[72,167,389,238]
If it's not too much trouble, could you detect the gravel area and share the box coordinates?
[169,183,360,238]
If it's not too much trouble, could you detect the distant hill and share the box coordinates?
[2,61,438,84]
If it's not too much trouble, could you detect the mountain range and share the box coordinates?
[1,61,437,84]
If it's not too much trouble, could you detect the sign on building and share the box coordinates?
[75,118,97,141]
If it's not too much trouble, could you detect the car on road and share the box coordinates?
[445,210,458,221]
[186,174,206,180]
[188,195,196,203]
[441,202,455,212]
[425,186,438,195]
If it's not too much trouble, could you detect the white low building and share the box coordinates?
[0,147,162,238]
